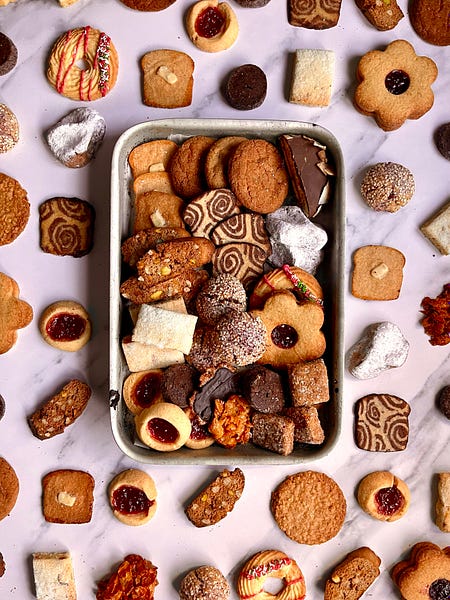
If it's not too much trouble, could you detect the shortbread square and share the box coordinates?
[420,200,450,255]
[32,552,77,600]
[289,49,335,107]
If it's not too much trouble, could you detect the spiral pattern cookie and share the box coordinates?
[355,393,410,452]
[47,26,119,101]
[183,188,240,237]
[211,213,270,252]
[212,242,268,288]
[288,0,342,29]
[39,197,95,257]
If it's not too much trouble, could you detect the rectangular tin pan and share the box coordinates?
[110,118,345,465]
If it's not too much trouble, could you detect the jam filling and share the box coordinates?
[195,6,225,38]
[271,324,298,349]
[190,414,209,441]
[429,579,450,600]
[111,485,153,516]
[148,417,179,444]
[385,70,410,95]
[134,372,162,409]
[46,312,86,341]
[374,485,404,516]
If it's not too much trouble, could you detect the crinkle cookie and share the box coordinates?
[179,565,229,600]
[360,162,415,212]
[347,321,409,379]
[354,39,438,131]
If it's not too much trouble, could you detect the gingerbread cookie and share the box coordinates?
[39,197,95,256]
[0,32,18,76]
[391,542,450,600]
[47,26,119,101]
[0,173,30,246]
[39,300,91,352]
[354,39,438,131]
[186,0,238,52]
[271,470,346,544]
[355,393,410,452]
[204,136,246,189]
[360,162,415,213]
[351,245,406,300]
[228,139,289,213]
[183,188,240,237]
[141,49,194,108]
[250,290,325,368]
[357,470,409,522]
[169,135,216,198]
[355,0,403,30]
[108,469,157,526]
[0,103,19,153]
[324,547,381,600]
[288,0,342,28]
[410,0,450,46]
[0,272,33,354]
[180,566,229,600]
[42,469,94,523]
[0,457,19,521]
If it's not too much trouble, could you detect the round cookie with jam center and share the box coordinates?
[357,470,410,522]
[108,468,157,526]
[228,138,289,213]
[39,300,91,352]
[271,470,346,544]
[224,64,267,110]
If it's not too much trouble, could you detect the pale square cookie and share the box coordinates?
[420,200,450,255]
[32,551,77,600]
[352,245,405,300]
[289,49,335,107]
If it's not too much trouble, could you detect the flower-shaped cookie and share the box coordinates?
[0,272,33,354]
[354,39,438,131]
[250,290,325,367]
[391,542,450,600]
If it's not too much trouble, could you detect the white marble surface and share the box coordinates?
[0,0,449,598]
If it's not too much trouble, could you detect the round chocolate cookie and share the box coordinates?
[0,32,18,76]
[224,64,267,110]
[234,0,271,5]
[118,0,176,10]
[0,394,5,422]
[437,385,450,420]
[161,363,197,408]
[435,123,450,161]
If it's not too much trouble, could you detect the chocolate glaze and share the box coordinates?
[192,367,241,422]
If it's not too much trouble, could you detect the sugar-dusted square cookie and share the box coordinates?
[42,469,94,524]
[32,551,77,600]
[289,49,335,107]
[351,245,406,300]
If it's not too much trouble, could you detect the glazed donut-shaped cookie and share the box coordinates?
[237,549,306,600]
[47,26,119,101]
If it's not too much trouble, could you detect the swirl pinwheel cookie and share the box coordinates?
[355,393,410,451]
[354,39,438,131]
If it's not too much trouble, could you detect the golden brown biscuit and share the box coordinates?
[249,266,323,309]
[354,39,438,131]
[250,291,326,367]
[0,173,30,246]
[410,0,450,46]
[271,470,346,544]
[108,469,157,526]
[355,0,403,30]
[228,139,289,213]
[169,135,216,199]
[357,470,410,521]
[351,245,406,300]
[324,547,381,600]
[120,268,209,305]
[186,0,239,52]
[0,457,19,521]
[96,554,158,599]
[0,272,33,354]
[0,104,19,153]
[132,172,175,196]
[123,370,164,415]
[133,190,185,231]
[39,300,91,352]
[205,136,246,188]
[135,402,192,451]
[208,395,252,448]
[47,26,119,101]
[141,49,194,108]
[128,139,178,179]
[42,469,94,524]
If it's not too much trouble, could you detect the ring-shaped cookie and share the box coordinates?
[39,300,91,352]
[237,549,306,600]
[47,26,119,101]
[108,468,157,526]
[135,402,191,451]
[186,0,238,53]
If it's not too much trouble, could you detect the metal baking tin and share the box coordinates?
[110,118,345,465]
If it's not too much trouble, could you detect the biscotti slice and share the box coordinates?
[128,139,178,179]
[121,227,189,267]
[420,200,450,255]
[289,49,335,107]
[141,49,194,109]
[324,547,381,600]
[32,551,77,600]
[185,468,245,527]
[252,412,295,455]
[137,237,215,286]
[42,469,94,524]
[28,380,91,440]
[120,269,209,305]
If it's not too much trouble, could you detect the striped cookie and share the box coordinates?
[355,393,410,452]
[288,0,342,29]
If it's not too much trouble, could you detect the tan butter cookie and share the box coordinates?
[108,469,157,526]
[0,173,30,246]
[355,0,403,30]
[186,0,238,52]
[271,470,346,544]
[205,136,247,188]
[351,245,405,300]
[0,457,19,521]
[141,49,194,108]
[410,0,450,46]
[0,272,33,354]
[357,470,410,521]
[133,191,185,231]
[169,135,216,199]
[128,139,178,179]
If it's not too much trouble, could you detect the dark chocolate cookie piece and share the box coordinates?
[435,123,450,161]
[234,0,271,5]
[224,64,267,110]
[0,32,18,77]
[438,385,450,420]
